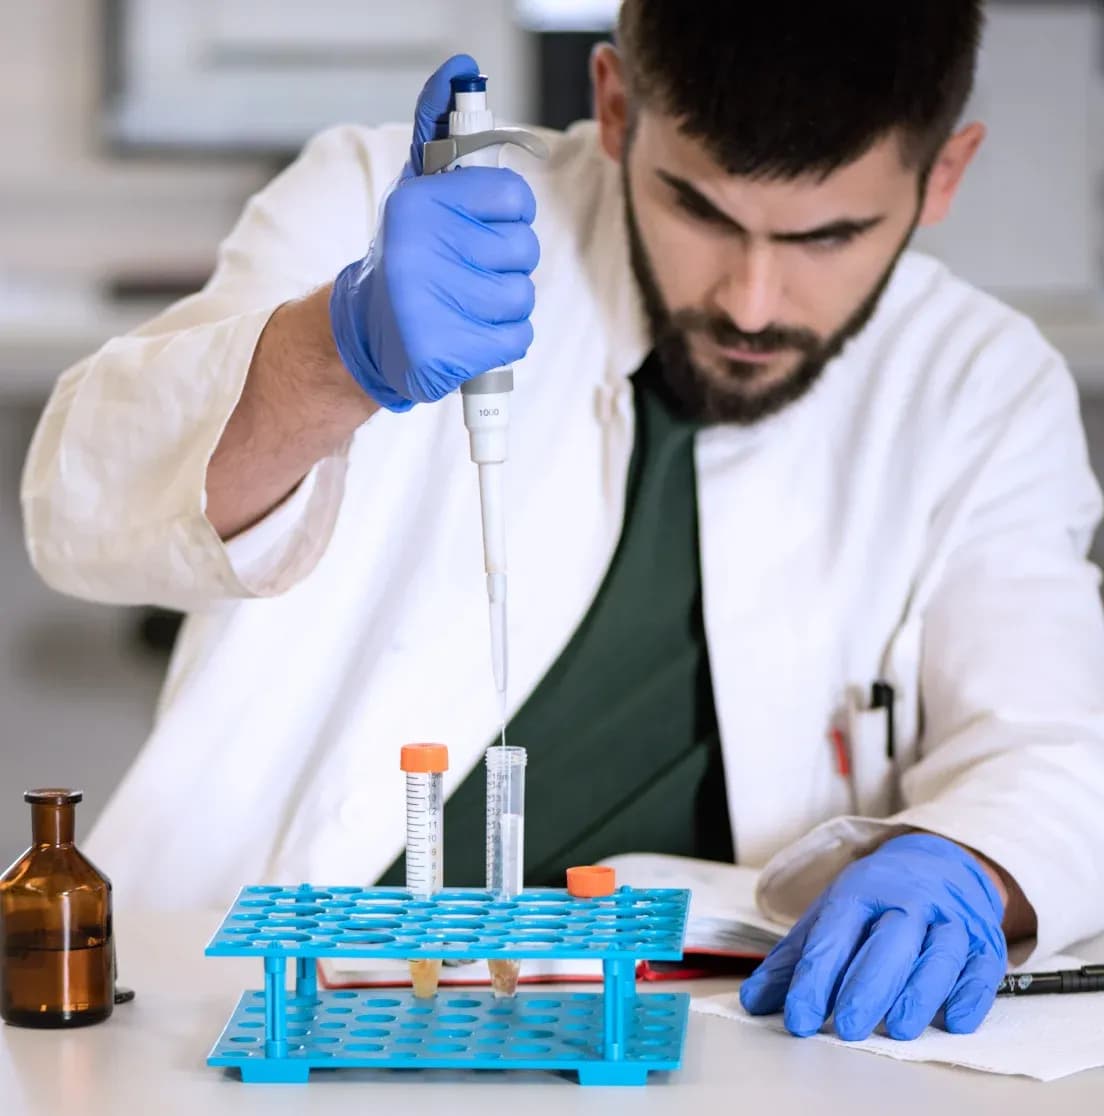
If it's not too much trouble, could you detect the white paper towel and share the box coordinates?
[692,955,1104,1081]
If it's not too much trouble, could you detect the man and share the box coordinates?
[21,2,1104,1043]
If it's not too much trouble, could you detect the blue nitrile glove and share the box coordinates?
[329,53,540,412]
[739,833,1008,1041]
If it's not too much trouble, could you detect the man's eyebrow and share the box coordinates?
[655,169,887,243]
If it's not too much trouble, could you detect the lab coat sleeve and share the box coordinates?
[758,334,1104,964]
[21,123,403,610]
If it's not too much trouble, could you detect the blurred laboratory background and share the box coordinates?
[0,0,1102,865]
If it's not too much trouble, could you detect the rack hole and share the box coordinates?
[423,932,480,944]
[338,918,402,930]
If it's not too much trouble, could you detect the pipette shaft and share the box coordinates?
[447,77,513,711]
[461,347,510,712]
[422,73,547,734]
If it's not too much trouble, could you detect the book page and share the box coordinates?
[600,853,788,955]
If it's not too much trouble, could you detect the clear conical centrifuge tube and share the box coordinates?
[401,743,448,999]
[485,744,526,998]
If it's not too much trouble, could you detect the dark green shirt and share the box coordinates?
[380,353,732,887]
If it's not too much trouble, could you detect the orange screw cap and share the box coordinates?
[400,743,449,773]
[566,865,616,898]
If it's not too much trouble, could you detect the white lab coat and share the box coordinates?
[21,122,1104,963]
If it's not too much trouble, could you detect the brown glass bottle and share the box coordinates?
[0,789,114,1028]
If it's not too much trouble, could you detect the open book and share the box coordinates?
[318,853,789,989]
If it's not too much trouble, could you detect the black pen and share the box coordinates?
[871,680,895,759]
[996,964,1104,996]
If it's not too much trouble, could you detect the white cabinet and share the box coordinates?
[105,0,533,151]
[915,2,1102,300]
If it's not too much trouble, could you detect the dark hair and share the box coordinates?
[617,1,985,179]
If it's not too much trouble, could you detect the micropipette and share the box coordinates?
[485,744,527,997]
[421,75,548,735]
[401,742,449,998]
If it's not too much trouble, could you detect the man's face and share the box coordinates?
[623,111,925,423]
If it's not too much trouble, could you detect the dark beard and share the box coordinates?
[623,171,918,425]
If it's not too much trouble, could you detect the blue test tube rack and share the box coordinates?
[205,882,691,1086]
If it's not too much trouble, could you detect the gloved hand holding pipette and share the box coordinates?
[330,56,545,711]
[329,54,541,413]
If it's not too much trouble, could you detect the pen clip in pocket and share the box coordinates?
[845,686,897,818]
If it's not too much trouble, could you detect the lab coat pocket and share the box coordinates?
[846,695,896,818]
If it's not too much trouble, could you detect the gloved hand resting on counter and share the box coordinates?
[740,833,1008,1041]
[330,53,541,413]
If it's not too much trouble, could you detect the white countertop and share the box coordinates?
[1,910,1101,1116]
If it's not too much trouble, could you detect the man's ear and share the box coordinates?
[918,122,986,227]
[591,42,630,163]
